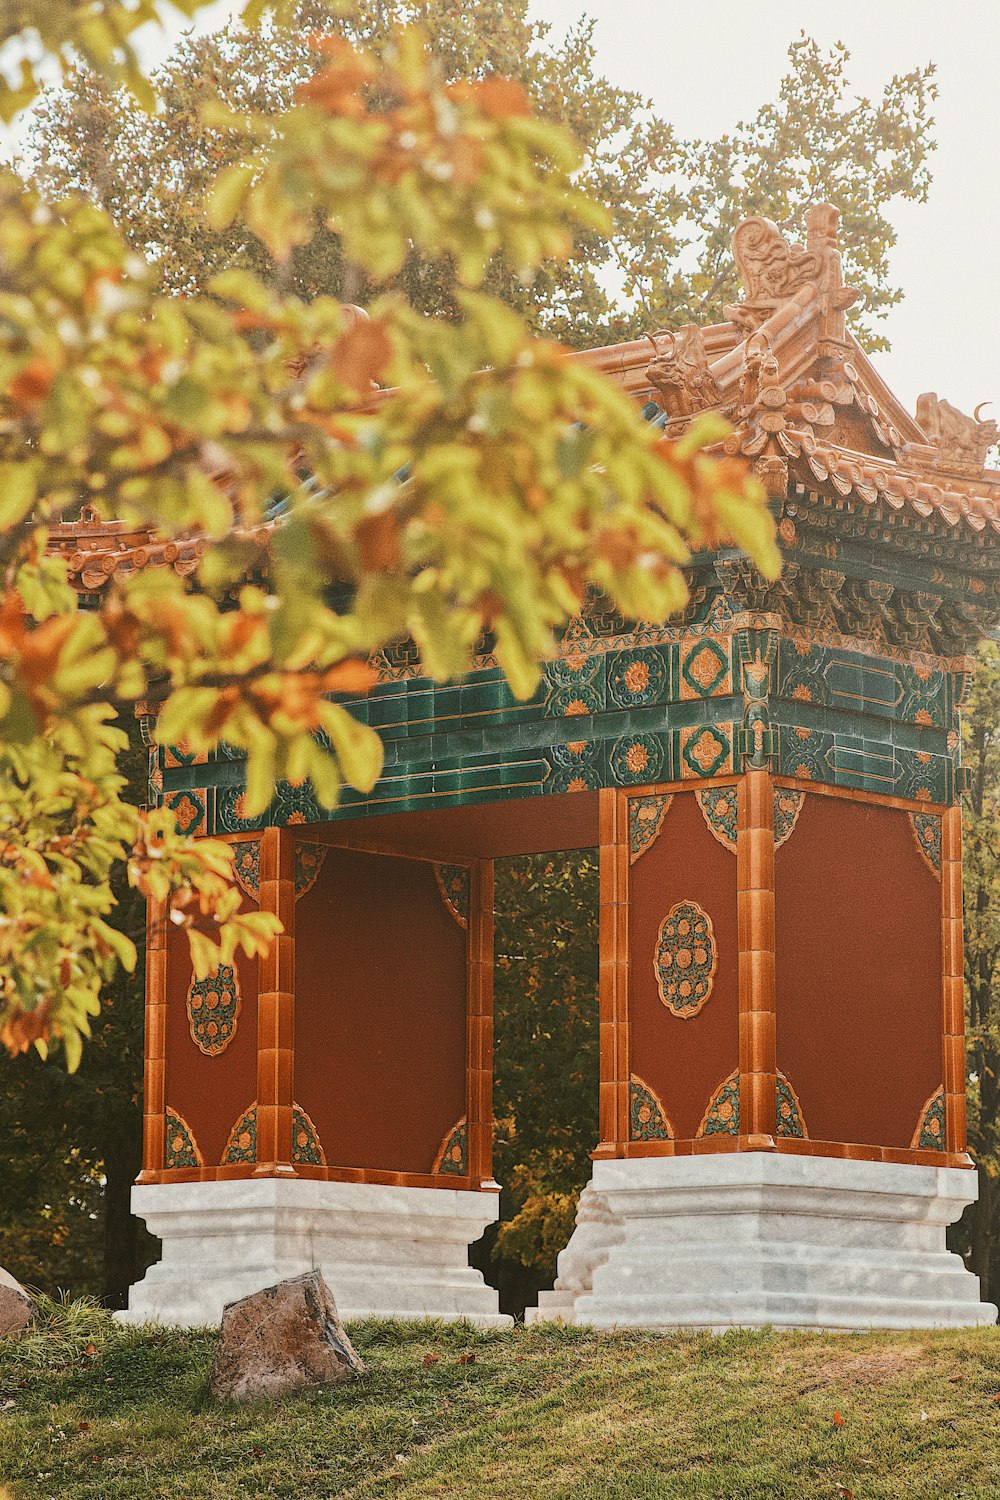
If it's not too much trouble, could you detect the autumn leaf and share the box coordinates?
[330,317,394,395]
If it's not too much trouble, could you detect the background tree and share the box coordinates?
[475,852,599,1317]
[0,730,153,1307]
[958,644,1000,1306]
[26,6,936,349]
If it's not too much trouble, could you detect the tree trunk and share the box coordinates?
[101,1115,143,1310]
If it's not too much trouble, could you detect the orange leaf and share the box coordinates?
[832,1410,845,1428]
[449,78,531,119]
[322,660,378,695]
[354,511,400,572]
[330,318,394,395]
[9,357,55,411]
[422,1353,439,1366]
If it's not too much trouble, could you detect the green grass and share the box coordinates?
[3,1300,1000,1498]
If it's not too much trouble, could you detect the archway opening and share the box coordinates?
[471,849,600,1319]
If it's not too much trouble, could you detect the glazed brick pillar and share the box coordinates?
[737,769,777,1144]
[139,895,168,1181]
[595,788,629,1157]
[255,826,296,1176]
[941,805,968,1155]
[467,860,495,1184]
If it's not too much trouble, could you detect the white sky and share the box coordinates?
[22,0,1000,421]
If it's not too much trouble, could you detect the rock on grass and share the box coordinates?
[209,1271,363,1403]
[0,1267,35,1340]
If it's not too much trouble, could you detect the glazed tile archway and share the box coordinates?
[654,900,718,1018]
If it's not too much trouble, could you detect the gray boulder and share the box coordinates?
[0,1267,34,1340]
[209,1270,363,1402]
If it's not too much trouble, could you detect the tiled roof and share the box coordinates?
[48,203,998,593]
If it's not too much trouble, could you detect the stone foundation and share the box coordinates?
[122,1178,510,1328]
[528,1154,995,1331]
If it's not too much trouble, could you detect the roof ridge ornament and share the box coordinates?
[727,203,859,340]
[914,393,998,477]
[643,325,723,419]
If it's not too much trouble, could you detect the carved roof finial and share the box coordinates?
[643,325,722,419]
[727,202,858,338]
[915,394,998,476]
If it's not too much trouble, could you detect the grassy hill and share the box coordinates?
[2,1299,1000,1498]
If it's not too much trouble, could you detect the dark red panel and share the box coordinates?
[775,795,941,1148]
[628,792,739,1138]
[295,849,467,1173]
[164,904,259,1166]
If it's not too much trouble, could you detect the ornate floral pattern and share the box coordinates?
[609,733,664,786]
[607,647,669,709]
[223,1103,257,1164]
[629,1076,673,1141]
[699,1071,740,1135]
[232,839,261,900]
[911,1087,946,1151]
[165,789,205,836]
[773,788,805,848]
[542,654,606,718]
[432,1117,468,1175]
[680,724,732,778]
[294,841,328,899]
[546,739,602,793]
[187,963,241,1056]
[164,1107,202,1169]
[434,863,471,928]
[291,1104,326,1166]
[654,900,717,1017]
[680,639,730,699]
[909,812,942,877]
[775,1072,807,1138]
[628,794,672,863]
[697,786,738,851]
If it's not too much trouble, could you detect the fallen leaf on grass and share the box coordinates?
[832,1410,845,1428]
[836,1487,854,1499]
[78,1422,90,1432]
[422,1354,439,1366]
[83,1343,96,1358]
[457,1353,476,1365]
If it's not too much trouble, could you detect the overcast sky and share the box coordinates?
[33,0,1000,422]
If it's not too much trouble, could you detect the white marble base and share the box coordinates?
[122,1178,510,1327]
[527,1154,996,1331]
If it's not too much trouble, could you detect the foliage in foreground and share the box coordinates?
[3,1304,1000,1497]
[0,0,778,1070]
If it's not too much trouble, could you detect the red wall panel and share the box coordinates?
[164,904,259,1166]
[294,849,467,1174]
[628,791,740,1138]
[775,794,941,1148]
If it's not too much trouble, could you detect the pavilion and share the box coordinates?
[60,204,997,1329]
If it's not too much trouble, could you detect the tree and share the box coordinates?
[0,729,154,1306]
[479,851,599,1317]
[0,0,778,1072]
[960,644,1000,1305]
[27,8,936,349]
